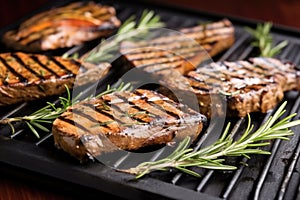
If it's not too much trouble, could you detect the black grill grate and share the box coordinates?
[1,0,300,199]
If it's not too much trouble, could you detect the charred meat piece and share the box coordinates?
[182,57,300,117]
[2,1,121,52]
[120,19,234,75]
[52,89,206,161]
[159,57,299,118]
[0,52,110,106]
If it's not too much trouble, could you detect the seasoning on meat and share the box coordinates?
[120,19,234,75]
[2,1,121,52]
[0,52,111,105]
[164,57,300,118]
[52,89,206,161]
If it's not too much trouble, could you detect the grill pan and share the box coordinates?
[1,0,300,199]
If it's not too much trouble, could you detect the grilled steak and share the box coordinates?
[2,1,121,52]
[120,19,234,75]
[0,52,111,105]
[160,57,300,118]
[52,89,206,161]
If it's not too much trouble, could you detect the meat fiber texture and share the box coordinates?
[160,57,300,118]
[0,52,111,105]
[52,89,206,162]
[120,19,235,75]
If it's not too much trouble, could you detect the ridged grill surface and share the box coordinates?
[0,0,300,199]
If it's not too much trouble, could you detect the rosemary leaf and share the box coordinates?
[0,83,131,138]
[122,101,300,179]
[175,166,201,178]
[25,122,40,139]
[245,22,288,57]
[82,10,165,63]
[30,121,50,132]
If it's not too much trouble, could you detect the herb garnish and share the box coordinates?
[245,22,288,57]
[122,101,300,179]
[81,10,165,63]
[0,82,132,138]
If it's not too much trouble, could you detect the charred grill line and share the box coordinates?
[2,2,300,199]
[49,57,74,75]
[0,56,28,84]
[256,57,288,72]
[121,30,232,50]
[134,90,183,119]
[30,55,60,77]
[187,72,223,89]
[124,46,204,61]
[20,2,87,29]
[131,93,181,120]
[136,56,195,70]
[17,27,57,45]
[95,102,148,125]
[188,83,211,93]
[11,53,45,80]
[71,107,110,127]
[235,61,267,76]
[193,32,233,44]
[81,98,150,128]
[220,61,268,80]
[102,101,151,124]
[180,20,232,33]
[141,62,184,73]
[3,1,121,52]
[20,1,110,32]
[52,89,205,163]
[57,116,91,133]
[112,93,173,119]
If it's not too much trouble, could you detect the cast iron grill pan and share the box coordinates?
[1,0,300,199]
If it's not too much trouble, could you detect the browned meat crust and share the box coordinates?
[2,1,121,52]
[160,57,300,118]
[120,19,235,75]
[0,52,110,105]
[52,89,206,161]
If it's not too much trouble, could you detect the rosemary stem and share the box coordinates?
[0,117,28,124]
[123,160,188,175]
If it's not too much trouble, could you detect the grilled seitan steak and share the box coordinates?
[162,57,300,118]
[2,1,121,52]
[120,19,234,75]
[52,89,206,161]
[0,52,110,105]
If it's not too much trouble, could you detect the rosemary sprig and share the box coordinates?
[0,82,132,138]
[245,22,288,57]
[82,10,165,63]
[0,85,76,138]
[122,101,300,179]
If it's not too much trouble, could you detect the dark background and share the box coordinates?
[1,0,300,199]
[2,0,300,29]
